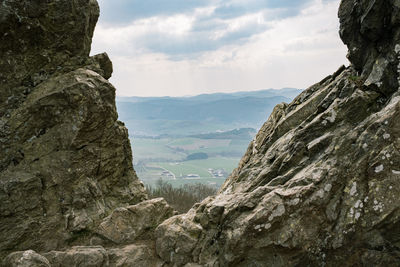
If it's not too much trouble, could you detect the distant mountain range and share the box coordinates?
[117,88,302,103]
[116,88,302,136]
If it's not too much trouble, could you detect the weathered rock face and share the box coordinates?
[1,198,174,266]
[107,242,164,267]
[155,0,400,265]
[2,0,400,266]
[38,241,163,267]
[96,198,176,245]
[339,0,400,96]
[3,250,51,267]
[0,0,147,259]
[43,246,109,267]
[0,0,99,115]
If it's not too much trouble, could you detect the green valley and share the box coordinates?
[117,88,302,188]
[132,134,251,188]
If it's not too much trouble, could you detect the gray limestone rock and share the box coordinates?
[0,0,147,259]
[339,0,400,96]
[2,250,50,267]
[0,0,100,116]
[96,198,176,244]
[107,242,164,267]
[7,243,165,267]
[2,0,400,266]
[43,246,109,267]
[156,67,400,267]
[155,1,400,266]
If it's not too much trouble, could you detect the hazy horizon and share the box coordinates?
[91,0,348,97]
[116,87,302,98]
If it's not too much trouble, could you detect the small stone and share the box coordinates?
[350,182,357,196]
[375,165,384,173]
[324,184,332,192]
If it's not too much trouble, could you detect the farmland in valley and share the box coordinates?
[132,135,251,188]
[117,88,302,188]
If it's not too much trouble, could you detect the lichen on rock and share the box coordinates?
[154,0,400,265]
[2,0,400,266]
[0,0,148,260]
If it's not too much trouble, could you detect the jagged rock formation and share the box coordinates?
[2,0,400,266]
[155,0,400,265]
[0,0,152,260]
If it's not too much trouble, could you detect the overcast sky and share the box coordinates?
[91,0,348,96]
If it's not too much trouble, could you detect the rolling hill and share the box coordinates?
[116,88,302,136]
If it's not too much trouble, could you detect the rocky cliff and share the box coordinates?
[2,0,400,266]
[0,0,164,260]
[155,0,400,265]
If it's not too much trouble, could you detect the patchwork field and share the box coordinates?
[132,136,251,188]
[117,89,301,189]
[167,138,231,151]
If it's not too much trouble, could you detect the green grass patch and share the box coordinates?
[131,137,186,162]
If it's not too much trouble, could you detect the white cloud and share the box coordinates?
[91,0,348,96]
[210,12,267,40]
[92,13,196,55]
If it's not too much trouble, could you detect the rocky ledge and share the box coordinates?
[2,0,400,266]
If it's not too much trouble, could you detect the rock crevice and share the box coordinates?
[2,0,400,266]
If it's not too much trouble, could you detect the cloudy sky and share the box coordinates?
[91,0,348,96]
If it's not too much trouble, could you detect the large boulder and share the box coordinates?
[155,0,400,265]
[0,0,147,258]
[43,246,109,267]
[107,242,164,267]
[3,243,165,267]
[96,198,176,244]
[2,250,50,267]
